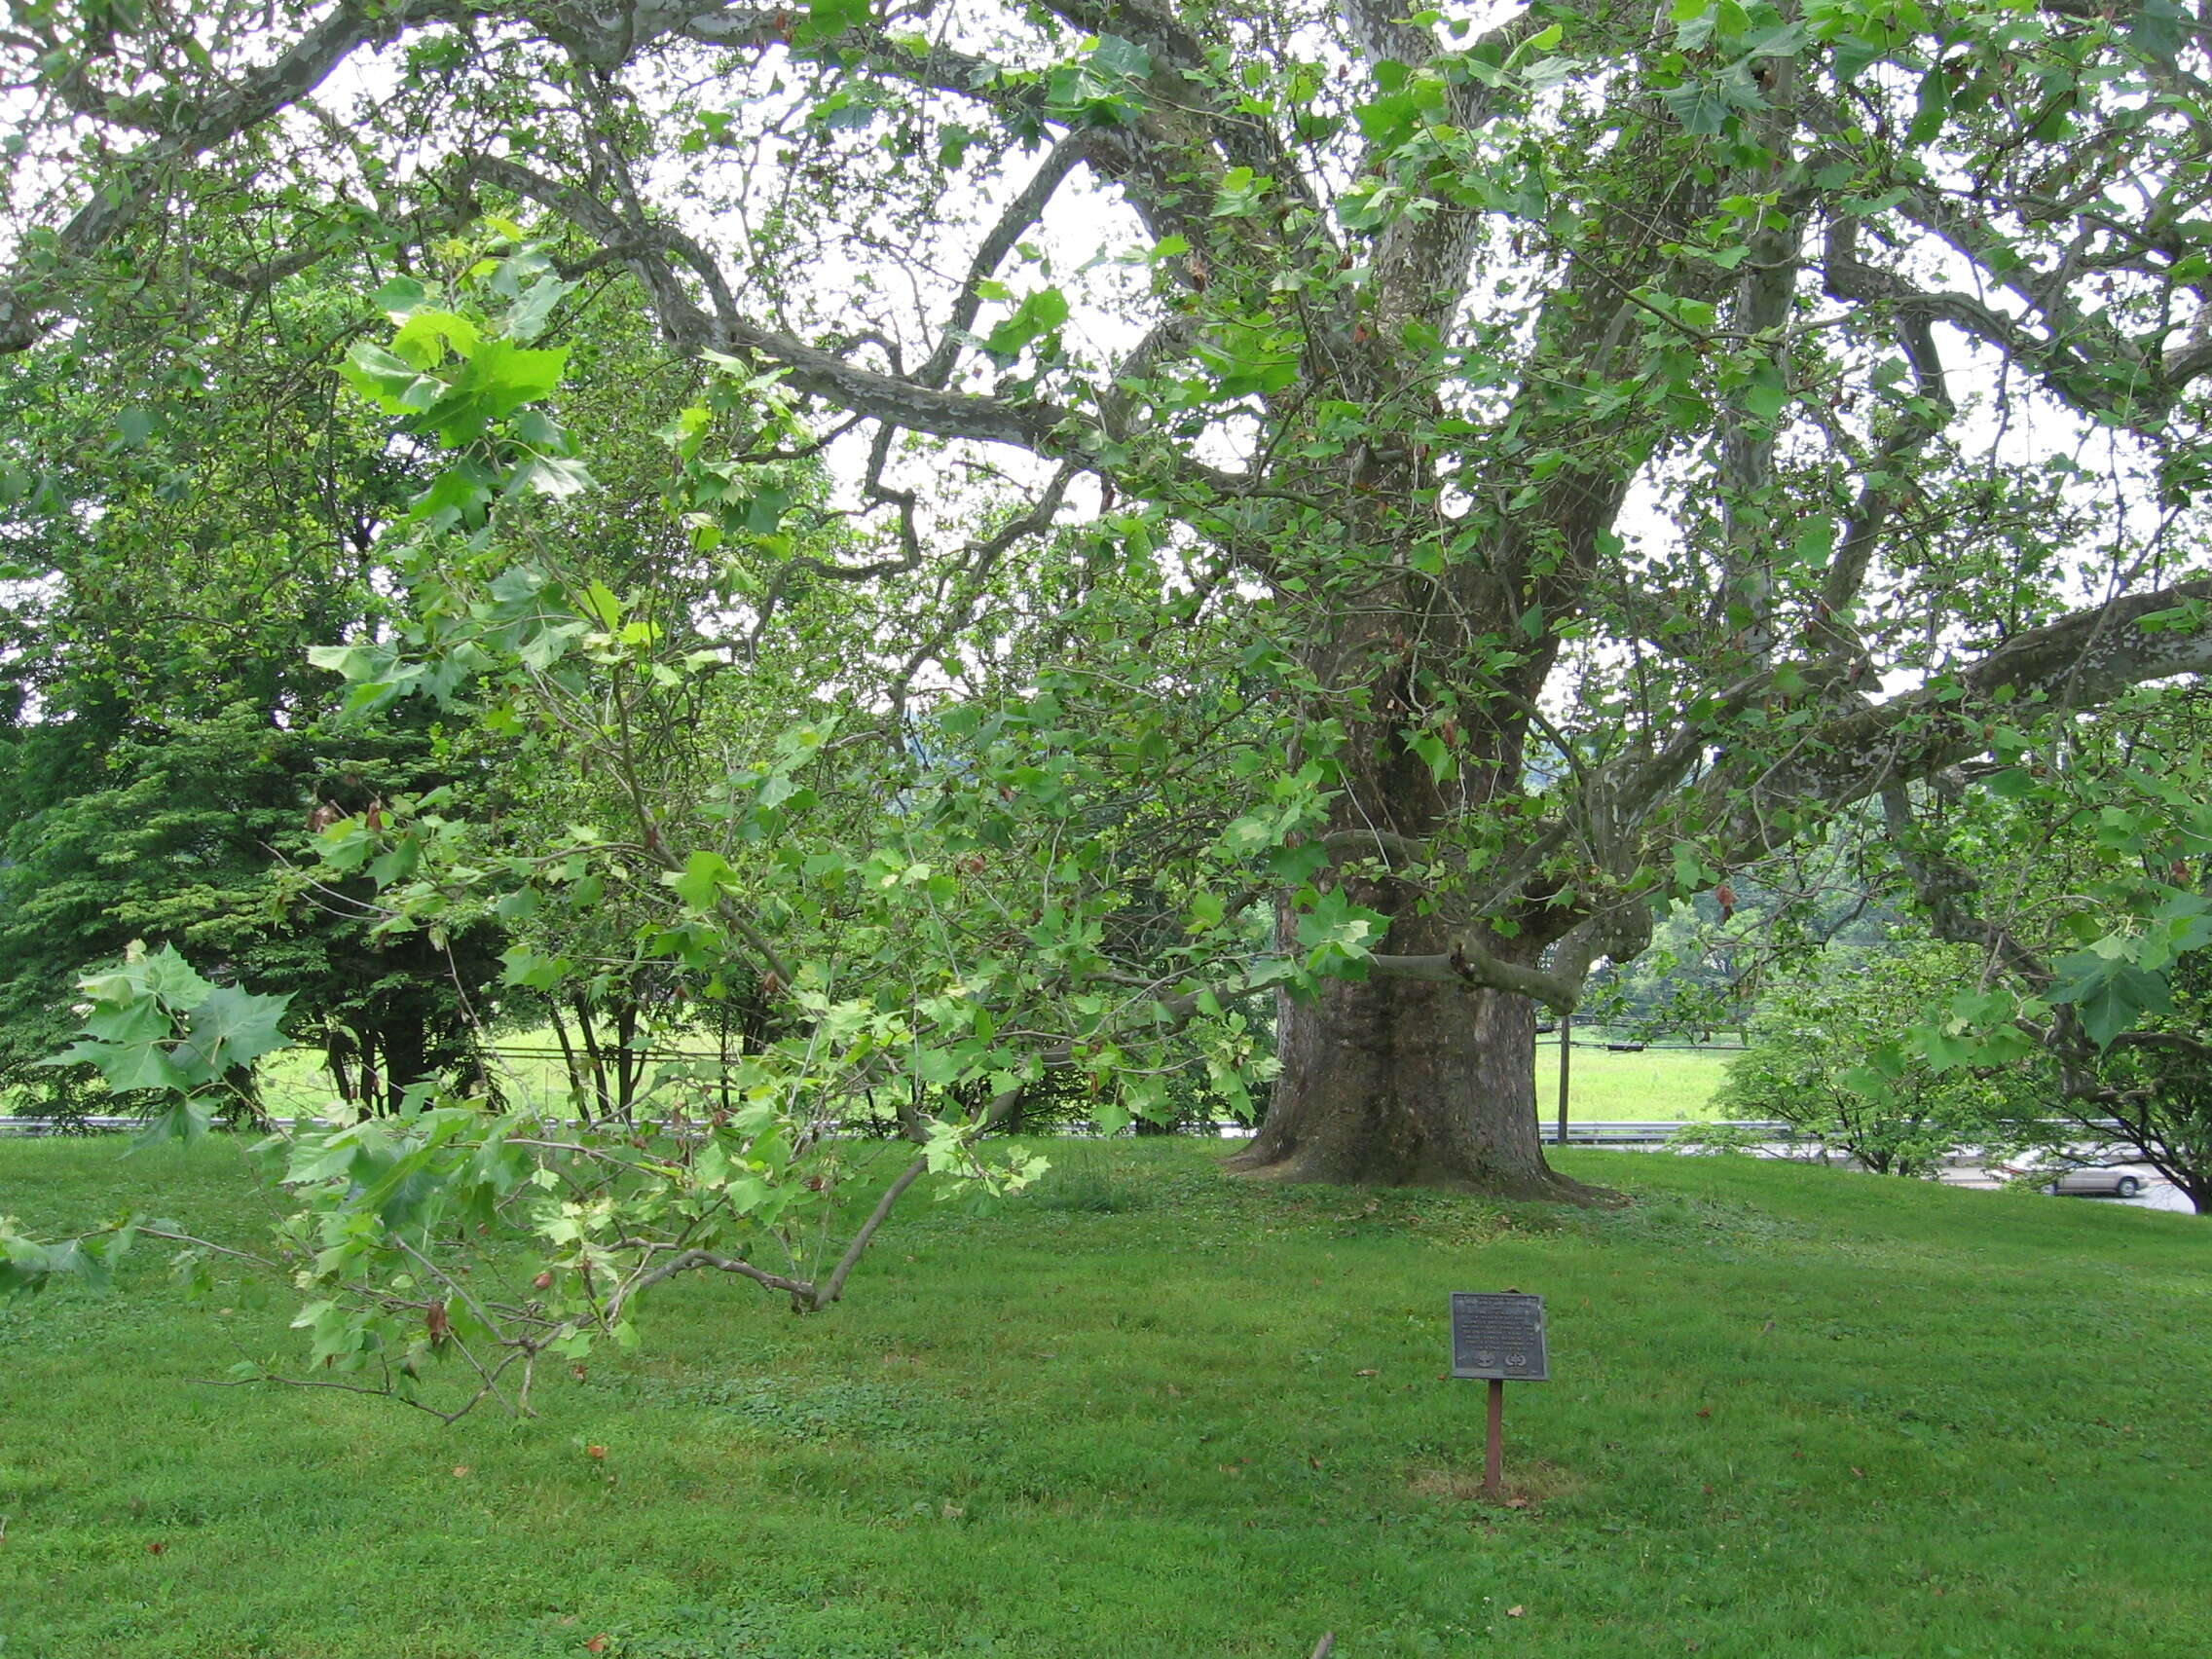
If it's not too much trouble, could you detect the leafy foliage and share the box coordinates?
[1710,945,2051,1176]
[44,941,289,1145]
[1876,686,2212,1207]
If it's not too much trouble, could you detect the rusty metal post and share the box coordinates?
[1556,1012,1572,1145]
[1483,1379,1505,1496]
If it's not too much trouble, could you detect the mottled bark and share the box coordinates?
[1234,969,1604,1198]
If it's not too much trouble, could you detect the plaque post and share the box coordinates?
[1450,1290,1549,1501]
[1483,1378,1505,1497]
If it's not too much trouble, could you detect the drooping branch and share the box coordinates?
[465,153,1077,451]
[1810,310,1956,667]
[913,133,1092,391]
[1819,212,2174,428]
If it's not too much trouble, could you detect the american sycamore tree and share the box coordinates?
[5,0,2212,1403]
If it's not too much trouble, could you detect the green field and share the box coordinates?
[3,1135,2204,1658]
[239,1033,1738,1129]
[1537,1038,1734,1122]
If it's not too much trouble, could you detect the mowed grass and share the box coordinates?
[2,1136,2205,1659]
[1536,1039,1735,1122]
[245,1035,1733,1126]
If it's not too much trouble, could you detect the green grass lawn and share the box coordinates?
[244,1035,1734,1126]
[3,1136,2204,1659]
[25,1029,1728,1128]
[1537,1038,1734,1122]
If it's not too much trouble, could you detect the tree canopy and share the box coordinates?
[2,0,2209,1193]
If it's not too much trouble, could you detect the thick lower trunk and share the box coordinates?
[1229,973,1611,1201]
[1230,570,1609,1198]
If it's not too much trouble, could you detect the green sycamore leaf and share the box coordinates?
[179,984,294,1077]
[137,944,215,1008]
[2129,0,2185,65]
[389,309,480,370]
[2047,951,2172,1049]
[500,274,574,344]
[511,453,597,498]
[668,849,737,911]
[1090,32,1152,79]
[412,459,500,528]
[416,341,570,446]
[1905,65,1950,147]
[499,945,566,991]
[372,276,429,317]
[44,1029,187,1094]
[575,580,624,628]
[339,341,443,415]
[132,1098,218,1150]
[798,0,870,45]
[1658,80,1736,136]
[1294,888,1384,967]
[1406,728,1457,784]
[1740,360,1787,424]
[983,288,1069,360]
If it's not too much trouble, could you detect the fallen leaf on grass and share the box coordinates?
[146,1542,166,1555]
[1354,1368,1378,1377]
[586,1445,607,1460]
[1506,1604,1525,1617]
[583,1637,608,1654]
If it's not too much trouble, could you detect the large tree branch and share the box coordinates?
[1369,939,1583,1013]
[0,1,468,355]
[1820,213,2177,427]
[1714,578,2212,865]
[467,154,1090,454]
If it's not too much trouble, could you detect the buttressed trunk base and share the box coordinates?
[1228,973,1618,1203]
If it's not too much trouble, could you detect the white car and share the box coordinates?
[2049,1165,2150,1198]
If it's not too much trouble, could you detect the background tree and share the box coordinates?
[0,229,504,1115]
[1704,941,2051,1176]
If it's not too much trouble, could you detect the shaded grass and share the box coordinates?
[2,1136,2206,1658]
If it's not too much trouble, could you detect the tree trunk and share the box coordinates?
[1220,507,1621,1198]
[1229,972,1606,1199]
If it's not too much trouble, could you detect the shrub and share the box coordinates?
[1716,945,2052,1176]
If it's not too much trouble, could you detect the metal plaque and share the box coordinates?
[1450,1292,1549,1382]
